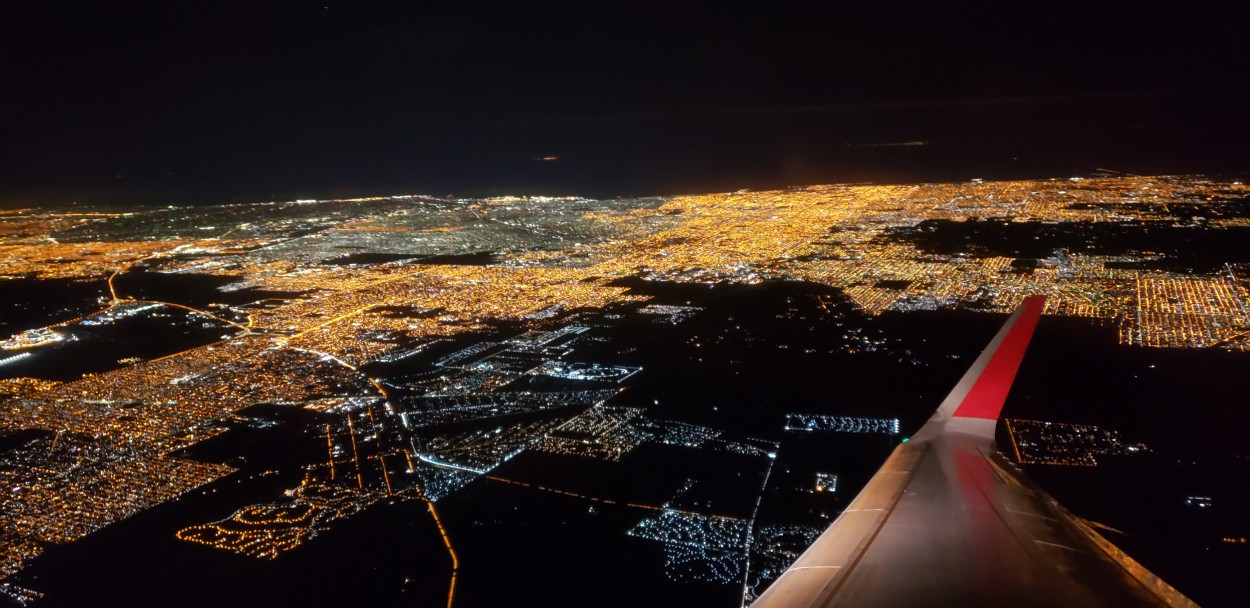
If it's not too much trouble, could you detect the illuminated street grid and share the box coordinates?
[1,343,377,449]
[632,417,723,449]
[435,342,501,368]
[621,422,782,602]
[813,472,838,493]
[626,461,800,601]
[1,328,64,351]
[3,177,1249,360]
[418,419,564,474]
[175,383,614,562]
[1,175,1248,584]
[507,176,1250,350]
[1004,418,1149,466]
[398,390,617,428]
[535,405,648,462]
[630,517,825,604]
[784,414,902,434]
[628,510,751,584]
[0,432,231,578]
[0,581,42,606]
[531,361,641,383]
[743,525,824,604]
[1185,496,1214,509]
[535,404,773,460]
[505,324,588,353]
[0,542,42,593]
[1134,276,1250,348]
[176,481,380,559]
[637,304,705,324]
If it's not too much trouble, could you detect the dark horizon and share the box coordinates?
[4,1,1250,206]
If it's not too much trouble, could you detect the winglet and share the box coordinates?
[919,296,1045,438]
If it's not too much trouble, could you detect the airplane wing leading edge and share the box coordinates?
[751,296,1199,608]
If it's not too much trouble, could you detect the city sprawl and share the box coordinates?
[1,174,1248,605]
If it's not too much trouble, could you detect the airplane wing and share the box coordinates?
[752,296,1199,608]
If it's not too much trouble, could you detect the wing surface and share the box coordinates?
[751,296,1197,608]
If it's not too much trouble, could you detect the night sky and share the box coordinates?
[3,1,1250,206]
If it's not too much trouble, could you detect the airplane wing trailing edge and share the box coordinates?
[751,295,1199,608]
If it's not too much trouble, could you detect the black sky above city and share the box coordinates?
[3,1,1250,206]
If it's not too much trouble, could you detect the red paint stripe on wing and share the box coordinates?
[952,295,1045,420]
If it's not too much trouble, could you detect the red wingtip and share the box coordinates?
[951,295,1046,420]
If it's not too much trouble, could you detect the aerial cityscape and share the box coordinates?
[1,174,1248,606]
[6,0,1250,604]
